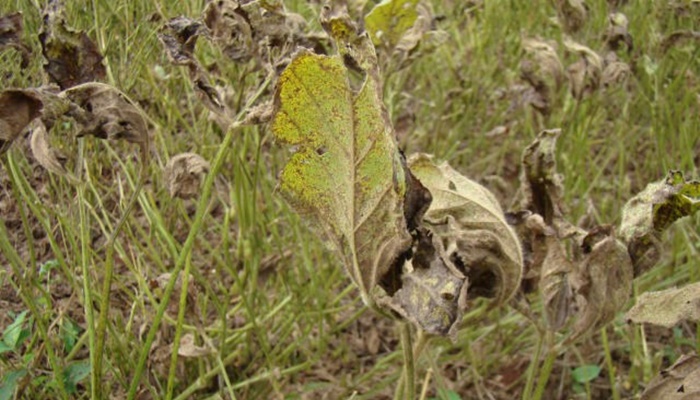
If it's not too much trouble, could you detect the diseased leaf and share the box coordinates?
[0,89,43,154]
[568,231,633,343]
[164,153,210,200]
[408,153,523,308]
[0,12,30,68]
[393,3,448,69]
[365,0,420,48]
[641,354,700,400]
[520,38,565,116]
[540,233,574,331]
[29,120,73,179]
[61,83,149,145]
[564,38,602,100]
[39,0,106,89]
[605,12,633,51]
[271,47,411,305]
[620,170,700,276]
[554,0,588,33]
[602,51,631,89]
[625,282,700,328]
[661,31,700,53]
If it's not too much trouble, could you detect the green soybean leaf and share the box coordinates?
[0,369,27,400]
[365,0,420,48]
[572,364,601,383]
[2,311,29,351]
[620,170,700,276]
[271,43,411,305]
[62,361,90,394]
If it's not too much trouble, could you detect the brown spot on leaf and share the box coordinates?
[0,89,43,154]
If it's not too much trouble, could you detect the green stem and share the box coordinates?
[165,255,193,399]
[394,323,416,400]
[523,332,544,400]
[78,181,98,399]
[126,74,271,399]
[601,328,621,400]
[531,333,557,400]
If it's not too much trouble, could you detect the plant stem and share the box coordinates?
[523,332,544,400]
[394,323,416,400]
[601,328,621,400]
[531,332,557,400]
[126,75,272,399]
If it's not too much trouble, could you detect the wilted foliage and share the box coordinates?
[0,12,31,68]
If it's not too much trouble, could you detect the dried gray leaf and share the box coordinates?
[178,333,211,358]
[408,153,523,309]
[29,120,72,179]
[520,38,565,115]
[626,282,700,328]
[641,354,700,400]
[164,152,210,200]
[605,12,633,51]
[0,89,43,154]
[602,52,631,89]
[0,12,31,68]
[555,0,588,33]
[564,38,602,100]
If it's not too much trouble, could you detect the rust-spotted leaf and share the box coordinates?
[271,49,411,306]
[365,0,420,48]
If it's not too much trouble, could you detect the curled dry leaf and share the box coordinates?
[539,234,574,331]
[159,16,225,115]
[605,12,633,51]
[39,0,106,89]
[554,0,588,33]
[61,83,149,145]
[409,153,523,309]
[661,30,700,53]
[393,3,448,69]
[29,120,72,180]
[164,153,210,200]
[626,282,700,328]
[0,12,31,68]
[0,89,43,154]
[641,354,700,400]
[520,37,565,115]
[364,0,419,49]
[602,51,631,89]
[619,170,700,276]
[178,333,211,358]
[567,231,633,343]
[564,38,602,100]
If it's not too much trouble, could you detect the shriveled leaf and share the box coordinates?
[61,83,149,145]
[178,333,211,358]
[554,0,588,33]
[564,38,602,100]
[0,12,30,68]
[158,17,225,114]
[164,153,210,200]
[271,48,411,304]
[393,3,448,69]
[620,170,700,275]
[661,31,700,53]
[540,234,574,331]
[568,231,633,342]
[602,51,631,89]
[520,37,565,115]
[29,120,73,179]
[605,12,633,51]
[408,153,523,308]
[0,89,43,154]
[641,354,700,400]
[365,0,420,48]
[625,282,700,328]
[39,0,106,89]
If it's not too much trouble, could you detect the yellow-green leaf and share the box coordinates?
[272,50,411,304]
[365,0,420,48]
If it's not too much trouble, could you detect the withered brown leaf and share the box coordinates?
[0,12,31,68]
[163,153,210,200]
[520,37,565,116]
[61,83,149,145]
[555,0,588,33]
[0,89,43,154]
[641,354,700,400]
[568,231,633,343]
[604,12,633,51]
[29,120,72,179]
[564,38,602,100]
[626,282,700,328]
[39,0,106,89]
[408,153,523,309]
